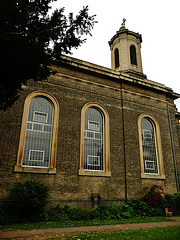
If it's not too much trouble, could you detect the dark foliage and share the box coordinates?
[4,179,51,221]
[128,200,161,217]
[47,200,164,223]
[93,204,123,220]
[142,185,165,209]
[93,201,163,220]
[47,205,92,221]
[1,183,168,225]
[164,192,180,213]
[0,198,165,225]
[0,0,96,109]
[47,205,70,221]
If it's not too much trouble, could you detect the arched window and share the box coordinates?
[84,107,103,171]
[138,114,165,179]
[130,45,137,66]
[141,117,158,174]
[114,48,120,69]
[79,103,111,177]
[15,91,59,174]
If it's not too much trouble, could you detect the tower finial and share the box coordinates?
[121,18,126,27]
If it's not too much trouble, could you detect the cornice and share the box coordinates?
[108,27,142,46]
[54,55,180,100]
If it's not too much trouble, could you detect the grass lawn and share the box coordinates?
[47,226,180,240]
[0,216,175,231]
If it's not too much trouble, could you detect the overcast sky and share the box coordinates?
[51,0,180,111]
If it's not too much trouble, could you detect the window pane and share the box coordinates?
[141,117,158,174]
[84,107,103,171]
[87,155,100,166]
[33,123,43,131]
[33,111,48,123]
[86,131,94,138]
[29,150,44,161]
[22,97,54,168]
[88,121,99,131]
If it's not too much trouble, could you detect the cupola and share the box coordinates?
[109,19,146,78]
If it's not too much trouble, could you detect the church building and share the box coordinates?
[0,25,180,208]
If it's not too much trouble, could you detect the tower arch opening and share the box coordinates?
[114,48,120,69]
[130,45,137,66]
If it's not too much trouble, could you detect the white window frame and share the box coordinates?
[88,120,100,131]
[84,130,102,140]
[145,160,155,170]
[27,121,52,133]
[28,150,45,162]
[32,123,43,132]
[87,155,100,167]
[33,111,48,123]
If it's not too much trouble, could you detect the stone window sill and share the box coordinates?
[14,165,56,174]
[141,173,166,180]
[79,169,111,177]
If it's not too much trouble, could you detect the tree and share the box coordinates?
[0,0,96,109]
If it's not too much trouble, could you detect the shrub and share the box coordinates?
[48,205,92,221]
[142,185,165,209]
[68,207,92,220]
[164,193,180,213]
[93,201,164,220]
[48,202,162,222]
[128,200,157,217]
[94,205,122,220]
[47,205,70,221]
[93,201,159,220]
[7,179,51,221]
[118,204,135,218]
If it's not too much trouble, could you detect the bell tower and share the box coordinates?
[109,19,146,78]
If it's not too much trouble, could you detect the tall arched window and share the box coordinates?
[138,114,165,179]
[15,91,59,174]
[22,97,54,167]
[114,48,120,69]
[141,117,158,174]
[130,45,137,66]
[79,103,111,177]
[84,107,103,171]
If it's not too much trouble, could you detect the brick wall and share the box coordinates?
[0,61,179,208]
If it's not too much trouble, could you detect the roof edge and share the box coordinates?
[53,55,180,100]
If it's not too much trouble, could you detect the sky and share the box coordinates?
[51,0,180,111]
